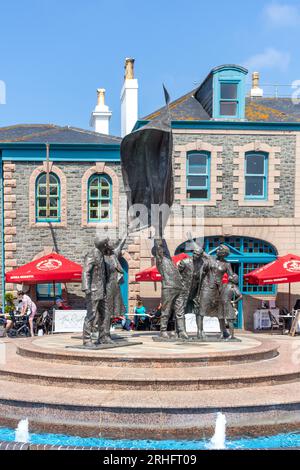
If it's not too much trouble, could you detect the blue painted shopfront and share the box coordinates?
[0,141,121,308]
[120,257,129,314]
[176,236,278,329]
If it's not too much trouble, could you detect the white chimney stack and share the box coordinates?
[250,72,263,98]
[120,58,138,137]
[90,88,112,135]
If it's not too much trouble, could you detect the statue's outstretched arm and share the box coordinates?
[115,232,128,258]
[186,232,206,256]
[154,238,164,262]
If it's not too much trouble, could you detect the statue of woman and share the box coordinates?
[105,232,128,322]
[194,244,233,339]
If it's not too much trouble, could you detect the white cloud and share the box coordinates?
[264,3,300,27]
[243,48,290,71]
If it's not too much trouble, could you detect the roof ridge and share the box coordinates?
[247,97,297,102]
[0,123,58,131]
[65,126,121,141]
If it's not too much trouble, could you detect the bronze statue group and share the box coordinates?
[155,236,242,341]
[82,233,242,347]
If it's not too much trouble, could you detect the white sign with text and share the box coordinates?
[185,314,221,333]
[54,310,86,333]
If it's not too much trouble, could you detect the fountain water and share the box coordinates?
[207,412,227,450]
[15,418,29,443]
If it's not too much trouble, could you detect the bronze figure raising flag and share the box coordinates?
[121,85,173,237]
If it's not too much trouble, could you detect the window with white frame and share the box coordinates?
[245,152,268,200]
[88,174,112,222]
[220,82,238,117]
[36,172,61,222]
[187,151,210,200]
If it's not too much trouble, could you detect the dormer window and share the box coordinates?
[194,65,248,120]
[220,82,238,117]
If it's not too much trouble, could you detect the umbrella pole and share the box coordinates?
[289,283,291,312]
[53,281,56,302]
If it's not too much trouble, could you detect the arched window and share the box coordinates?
[186,151,210,200]
[245,152,268,200]
[88,174,112,223]
[36,172,61,222]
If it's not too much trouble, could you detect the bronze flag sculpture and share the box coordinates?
[121,92,173,236]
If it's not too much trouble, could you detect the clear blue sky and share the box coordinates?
[1,0,300,136]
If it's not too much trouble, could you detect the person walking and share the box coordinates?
[18,291,37,337]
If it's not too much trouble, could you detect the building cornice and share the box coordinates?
[133,120,300,132]
[0,142,121,162]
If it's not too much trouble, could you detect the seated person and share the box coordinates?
[154,303,162,318]
[137,315,150,331]
[4,314,13,336]
[149,303,162,331]
[55,297,71,310]
[121,312,132,331]
[133,299,147,329]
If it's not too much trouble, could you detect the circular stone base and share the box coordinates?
[67,341,143,350]
[153,334,242,343]
[15,332,278,367]
[0,333,299,440]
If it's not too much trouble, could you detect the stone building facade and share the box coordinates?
[0,126,142,313]
[134,64,300,329]
[137,128,300,329]
[2,64,300,330]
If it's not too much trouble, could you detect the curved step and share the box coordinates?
[16,335,279,367]
[0,341,298,391]
[1,365,299,390]
[1,379,300,440]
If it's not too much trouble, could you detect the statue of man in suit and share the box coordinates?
[82,237,110,347]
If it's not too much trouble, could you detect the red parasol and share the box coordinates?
[244,254,300,285]
[135,253,189,282]
[5,253,82,284]
[244,253,300,311]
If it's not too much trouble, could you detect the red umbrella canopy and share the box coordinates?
[5,253,82,284]
[135,253,189,282]
[244,254,300,285]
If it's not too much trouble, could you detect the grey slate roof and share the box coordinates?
[0,124,121,144]
[245,97,300,122]
[142,93,300,123]
[142,89,210,121]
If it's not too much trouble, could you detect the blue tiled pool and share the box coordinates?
[1,427,300,449]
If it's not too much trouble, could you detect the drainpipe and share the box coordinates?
[0,153,5,311]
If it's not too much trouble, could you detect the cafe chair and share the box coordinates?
[268,311,285,334]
